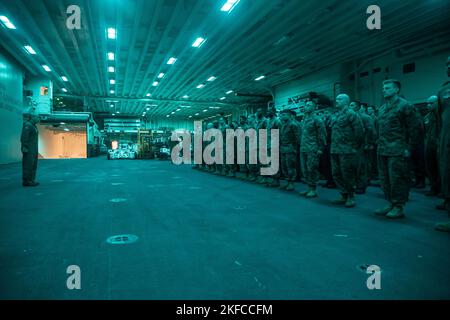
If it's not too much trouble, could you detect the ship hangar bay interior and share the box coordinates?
[0,0,449,300]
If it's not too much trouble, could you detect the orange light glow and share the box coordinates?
[112,140,118,150]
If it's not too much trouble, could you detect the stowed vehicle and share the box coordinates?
[107,141,137,160]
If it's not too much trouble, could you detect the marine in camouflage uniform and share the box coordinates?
[298,100,327,198]
[330,94,364,208]
[264,107,283,187]
[423,96,440,196]
[435,56,450,232]
[350,101,376,194]
[21,112,40,187]
[278,109,300,191]
[205,122,216,172]
[226,120,239,178]
[245,114,259,182]
[375,79,420,219]
[215,117,229,176]
[236,116,249,179]
[255,108,269,184]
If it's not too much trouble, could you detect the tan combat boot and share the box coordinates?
[435,221,450,232]
[285,181,295,191]
[375,204,393,216]
[332,193,347,205]
[305,187,318,198]
[386,205,405,219]
[345,194,355,207]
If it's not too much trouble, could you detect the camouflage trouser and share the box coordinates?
[331,153,358,195]
[424,142,440,193]
[22,152,38,183]
[378,155,410,205]
[300,152,320,187]
[439,134,450,201]
[281,152,297,182]
[356,149,370,190]
[261,148,280,178]
[247,164,259,177]
[368,147,378,178]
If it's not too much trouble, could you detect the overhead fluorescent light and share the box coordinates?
[0,16,16,29]
[220,97,226,100]
[107,28,116,39]
[203,109,207,112]
[195,113,199,116]
[226,90,233,94]
[255,75,265,81]
[207,76,216,82]
[64,128,70,132]
[110,104,114,107]
[220,0,241,13]
[152,81,159,86]
[116,111,120,114]
[146,93,151,97]
[110,79,115,85]
[157,73,165,79]
[61,88,68,92]
[196,84,205,89]
[176,108,181,111]
[146,107,150,111]
[110,90,115,94]
[42,65,51,72]
[108,52,115,60]
[181,105,191,108]
[192,37,206,48]
[183,95,189,99]
[60,122,66,125]
[108,66,115,73]
[61,76,68,81]
[166,115,170,118]
[167,57,177,65]
[188,116,192,118]
[171,111,175,114]
[24,45,36,55]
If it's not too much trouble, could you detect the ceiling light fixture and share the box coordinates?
[107,28,116,39]
[61,76,68,81]
[207,76,216,82]
[226,90,233,94]
[108,52,115,61]
[220,97,226,100]
[220,0,241,13]
[152,81,159,86]
[192,37,207,48]
[110,79,115,85]
[42,65,51,72]
[108,66,115,73]
[61,88,68,92]
[167,57,177,65]
[255,75,265,81]
[197,84,205,89]
[158,73,165,79]
[24,45,36,55]
[0,16,16,29]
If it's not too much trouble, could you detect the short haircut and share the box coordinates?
[383,79,401,91]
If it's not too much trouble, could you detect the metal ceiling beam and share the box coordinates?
[54,93,250,106]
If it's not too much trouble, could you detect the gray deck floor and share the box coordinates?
[0,157,449,299]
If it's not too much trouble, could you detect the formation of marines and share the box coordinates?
[192,56,450,232]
